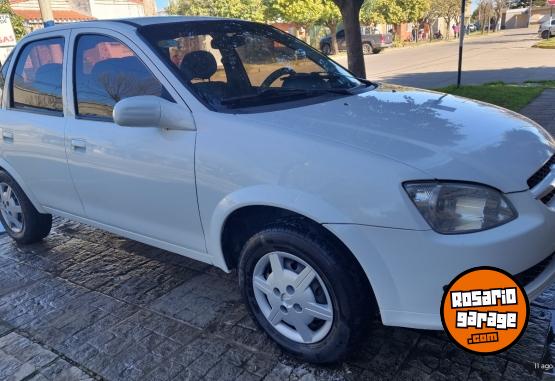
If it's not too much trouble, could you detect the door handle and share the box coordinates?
[71,139,86,152]
[1,129,14,143]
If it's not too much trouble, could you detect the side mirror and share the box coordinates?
[113,96,196,131]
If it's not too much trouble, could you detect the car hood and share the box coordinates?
[242,84,555,193]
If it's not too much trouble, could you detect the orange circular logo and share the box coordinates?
[441,267,529,355]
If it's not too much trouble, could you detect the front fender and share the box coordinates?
[0,157,46,214]
[206,185,353,271]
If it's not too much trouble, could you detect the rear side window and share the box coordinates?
[11,37,64,114]
[74,34,172,120]
[0,50,13,106]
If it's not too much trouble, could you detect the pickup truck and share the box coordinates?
[319,28,393,55]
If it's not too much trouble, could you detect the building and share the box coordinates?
[502,6,553,29]
[10,0,157,32]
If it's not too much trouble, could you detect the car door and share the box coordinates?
[0,31,84,215]
[65,30,206,254]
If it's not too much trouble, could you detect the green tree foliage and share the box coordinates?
[319,0,342,53]
[168,0,266,22]
[267,0,324,28]
[360,0,387,25]
[0,0,26,40]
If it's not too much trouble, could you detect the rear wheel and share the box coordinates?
[362,43,372,55]
[0,171,52,244]
[238,222,373,363]
[542,30,550,39]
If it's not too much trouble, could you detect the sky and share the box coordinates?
[156,0,169,11]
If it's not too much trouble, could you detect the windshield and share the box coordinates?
[139,20,371,111]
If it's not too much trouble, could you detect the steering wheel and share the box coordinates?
[260,67,297,88]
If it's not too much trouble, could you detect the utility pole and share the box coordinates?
[37,0,54,27]
[527,0,532,28]
[457,0,467,87]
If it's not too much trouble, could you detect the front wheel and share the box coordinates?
[541,30,550,39]
[0,170,52,244]
[238,223,373,363]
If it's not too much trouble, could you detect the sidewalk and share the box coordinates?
[521,89,555,137]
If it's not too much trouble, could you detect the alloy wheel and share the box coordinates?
[252,251,334,344]
[0,183,24,233]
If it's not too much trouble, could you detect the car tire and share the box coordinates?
[321,43,332,55]
[542,30,550,39]
[372,48,383,54]
[362,43,372,55]
[238,221,373,363]
[0,170,52,244]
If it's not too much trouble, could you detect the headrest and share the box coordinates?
[91,56,146,79]
[179,50,217,81]
[34,63,62,89]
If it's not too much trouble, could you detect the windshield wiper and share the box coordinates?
[221,87,352,108]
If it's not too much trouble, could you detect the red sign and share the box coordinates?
[548,0,555,5]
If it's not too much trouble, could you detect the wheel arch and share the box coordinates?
[0,158,46,214]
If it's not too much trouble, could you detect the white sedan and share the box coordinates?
[0,17,554,363]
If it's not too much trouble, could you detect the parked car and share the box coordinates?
[468,23,477,32]
[320,28,393,55]
[1,17,555,363]
[539,19,555,39]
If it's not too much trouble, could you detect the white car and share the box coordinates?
[1,17,554,363]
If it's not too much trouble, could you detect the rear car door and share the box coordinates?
[65,29,206,254]
[0,31,84,215]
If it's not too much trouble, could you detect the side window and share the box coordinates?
[74,34,173,120]
[0,50,13,106]
[337,30,345,39]
[11,38,64,114]
[552,20,555,26]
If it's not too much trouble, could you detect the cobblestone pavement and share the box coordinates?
[0,218,554,381]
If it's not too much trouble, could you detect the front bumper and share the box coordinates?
[325,190,555,330]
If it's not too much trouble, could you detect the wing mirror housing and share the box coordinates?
[113,96,196,131]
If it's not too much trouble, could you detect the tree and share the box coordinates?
[437,0,461,39]
[492,0,510,30]
[423,0,442,40]
[402,0,431,41]
[0,0,26,40]
[267,0,324,42]
[332,0,365,78]
[360,0,386,26]
[169,0,266,22]
[319,0,342,54]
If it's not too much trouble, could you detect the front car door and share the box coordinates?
[65,29,207,257]
[0,31,84,215]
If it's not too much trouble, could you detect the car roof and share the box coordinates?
[25,16,230,37]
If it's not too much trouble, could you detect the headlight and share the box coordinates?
[404,182,517,234]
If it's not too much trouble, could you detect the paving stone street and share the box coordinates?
[0,216,555,381]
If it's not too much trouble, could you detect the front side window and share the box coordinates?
[140,21,372,112]
[74,34,172,120]
[11,37,64,114]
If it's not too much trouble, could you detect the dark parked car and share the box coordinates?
[320,29,393,55]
